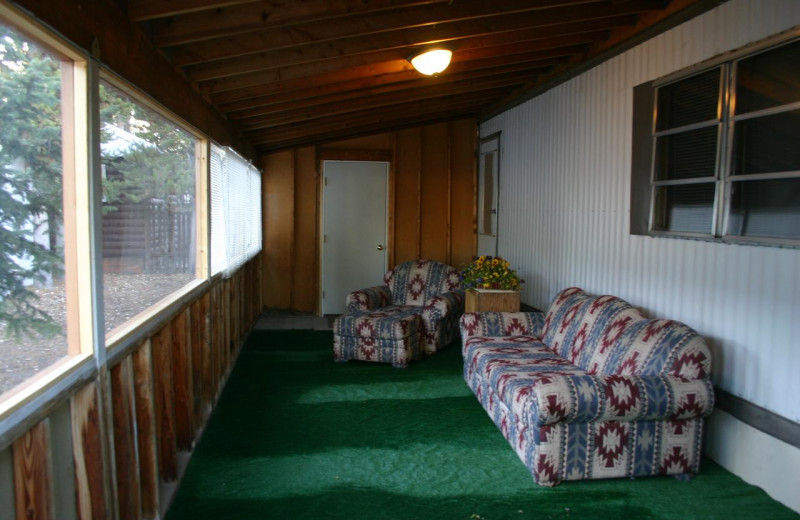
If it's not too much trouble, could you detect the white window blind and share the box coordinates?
[210,144,262,277]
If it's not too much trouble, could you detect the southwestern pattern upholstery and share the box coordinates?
[333,307,422,368]
[334,260,465,367]
[461,287,714,486]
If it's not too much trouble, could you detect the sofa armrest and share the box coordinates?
[527,374,715,427]
[460,311,545,340]
[345,285,392,312]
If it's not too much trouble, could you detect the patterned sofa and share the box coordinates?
[460,287,714,486]
[333,260,465,367]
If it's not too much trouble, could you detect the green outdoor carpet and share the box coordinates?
[166,330,798,520]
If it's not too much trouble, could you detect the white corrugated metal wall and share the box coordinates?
[481,0,800,423]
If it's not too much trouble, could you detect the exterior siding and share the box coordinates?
[481,0,800,424]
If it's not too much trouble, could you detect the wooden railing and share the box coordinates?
[0,255,263,520]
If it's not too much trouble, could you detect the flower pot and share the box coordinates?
[465,288,520,312]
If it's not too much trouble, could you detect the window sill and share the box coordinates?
[642,231,800,250]
[106,277,211,363]
[0,353,95,448]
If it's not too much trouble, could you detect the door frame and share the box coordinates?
[319,157,391,315]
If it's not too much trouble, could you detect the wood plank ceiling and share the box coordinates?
[127,0,716,152]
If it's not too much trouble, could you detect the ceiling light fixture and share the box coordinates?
[409,48,453,76]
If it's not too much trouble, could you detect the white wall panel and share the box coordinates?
[481,0,800,422]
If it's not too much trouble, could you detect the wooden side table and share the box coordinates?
[465,289,520,312]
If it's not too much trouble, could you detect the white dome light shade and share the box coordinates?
[410,49,452,75]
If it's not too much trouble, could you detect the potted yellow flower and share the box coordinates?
[460,256,523,312]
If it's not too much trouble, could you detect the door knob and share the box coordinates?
[377,244,385,251]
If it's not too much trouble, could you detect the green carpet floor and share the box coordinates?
[166,330,798,520]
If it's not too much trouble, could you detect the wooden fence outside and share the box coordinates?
[103,200,194,274]
[0,255,263,520]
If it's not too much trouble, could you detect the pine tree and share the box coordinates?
[0,25,197,338]
[100,82,195,205]
[0,26,64,338]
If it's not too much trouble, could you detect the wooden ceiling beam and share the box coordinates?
[128,0,259,22]
[254,109,478,152]
[483,0,709,118]
[224,65,551,120]
[238,75,533,130]
[217,60,554,114]
[151,0,448,46]
[245,94,490,140]
[247,96,490,148]
[210,63,421,105]
[208,17,632,106]
[170,0,613,66]
[201,57,413,97]
[183,15,618,82]
[202,44,568,98]
[196,14,636,96]
[248,108,484,150]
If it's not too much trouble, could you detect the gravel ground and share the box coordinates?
[0,273,195,394]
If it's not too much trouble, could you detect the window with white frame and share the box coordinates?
[99,79,205,341]
[631,37,800,246]
[0,14,91,404]
[210,144,262,277]
[0,5,260,420]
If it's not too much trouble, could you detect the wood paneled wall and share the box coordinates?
[261,118,477,313]
[0,257,262,520]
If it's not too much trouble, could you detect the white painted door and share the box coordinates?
[477,134,500,257]
[322,161,388,315]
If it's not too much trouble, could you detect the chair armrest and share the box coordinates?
[421,289,465,319]
[460,311,545,339]
[526,374,715,427]
[345,285,392,312]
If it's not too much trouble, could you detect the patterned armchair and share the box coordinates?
[343,259,465,354]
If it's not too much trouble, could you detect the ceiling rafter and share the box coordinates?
[128,0,259,21]
[118,0,715,152]
[217,60,553,115]
[181,14,625,82]
[223,66,551,121]
[169,0,648,67]
[237,75,535,130]
[151,0,449,46]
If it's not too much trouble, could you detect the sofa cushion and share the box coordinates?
[602,319,712,379]
[540,287,591,353]
[384,259,461,306]
[462,336,584,426]
[568,297,645,373]
[463,336,714,429]
[460,312,544,338]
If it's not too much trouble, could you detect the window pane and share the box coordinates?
[0,25,69,392]
[728,179,800,240]
[731,110,800,175]
[736,40,800,114]
[653,183,716,234]
[654,126,718,181]
[656,68,720,131]
[100,81,199,337]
